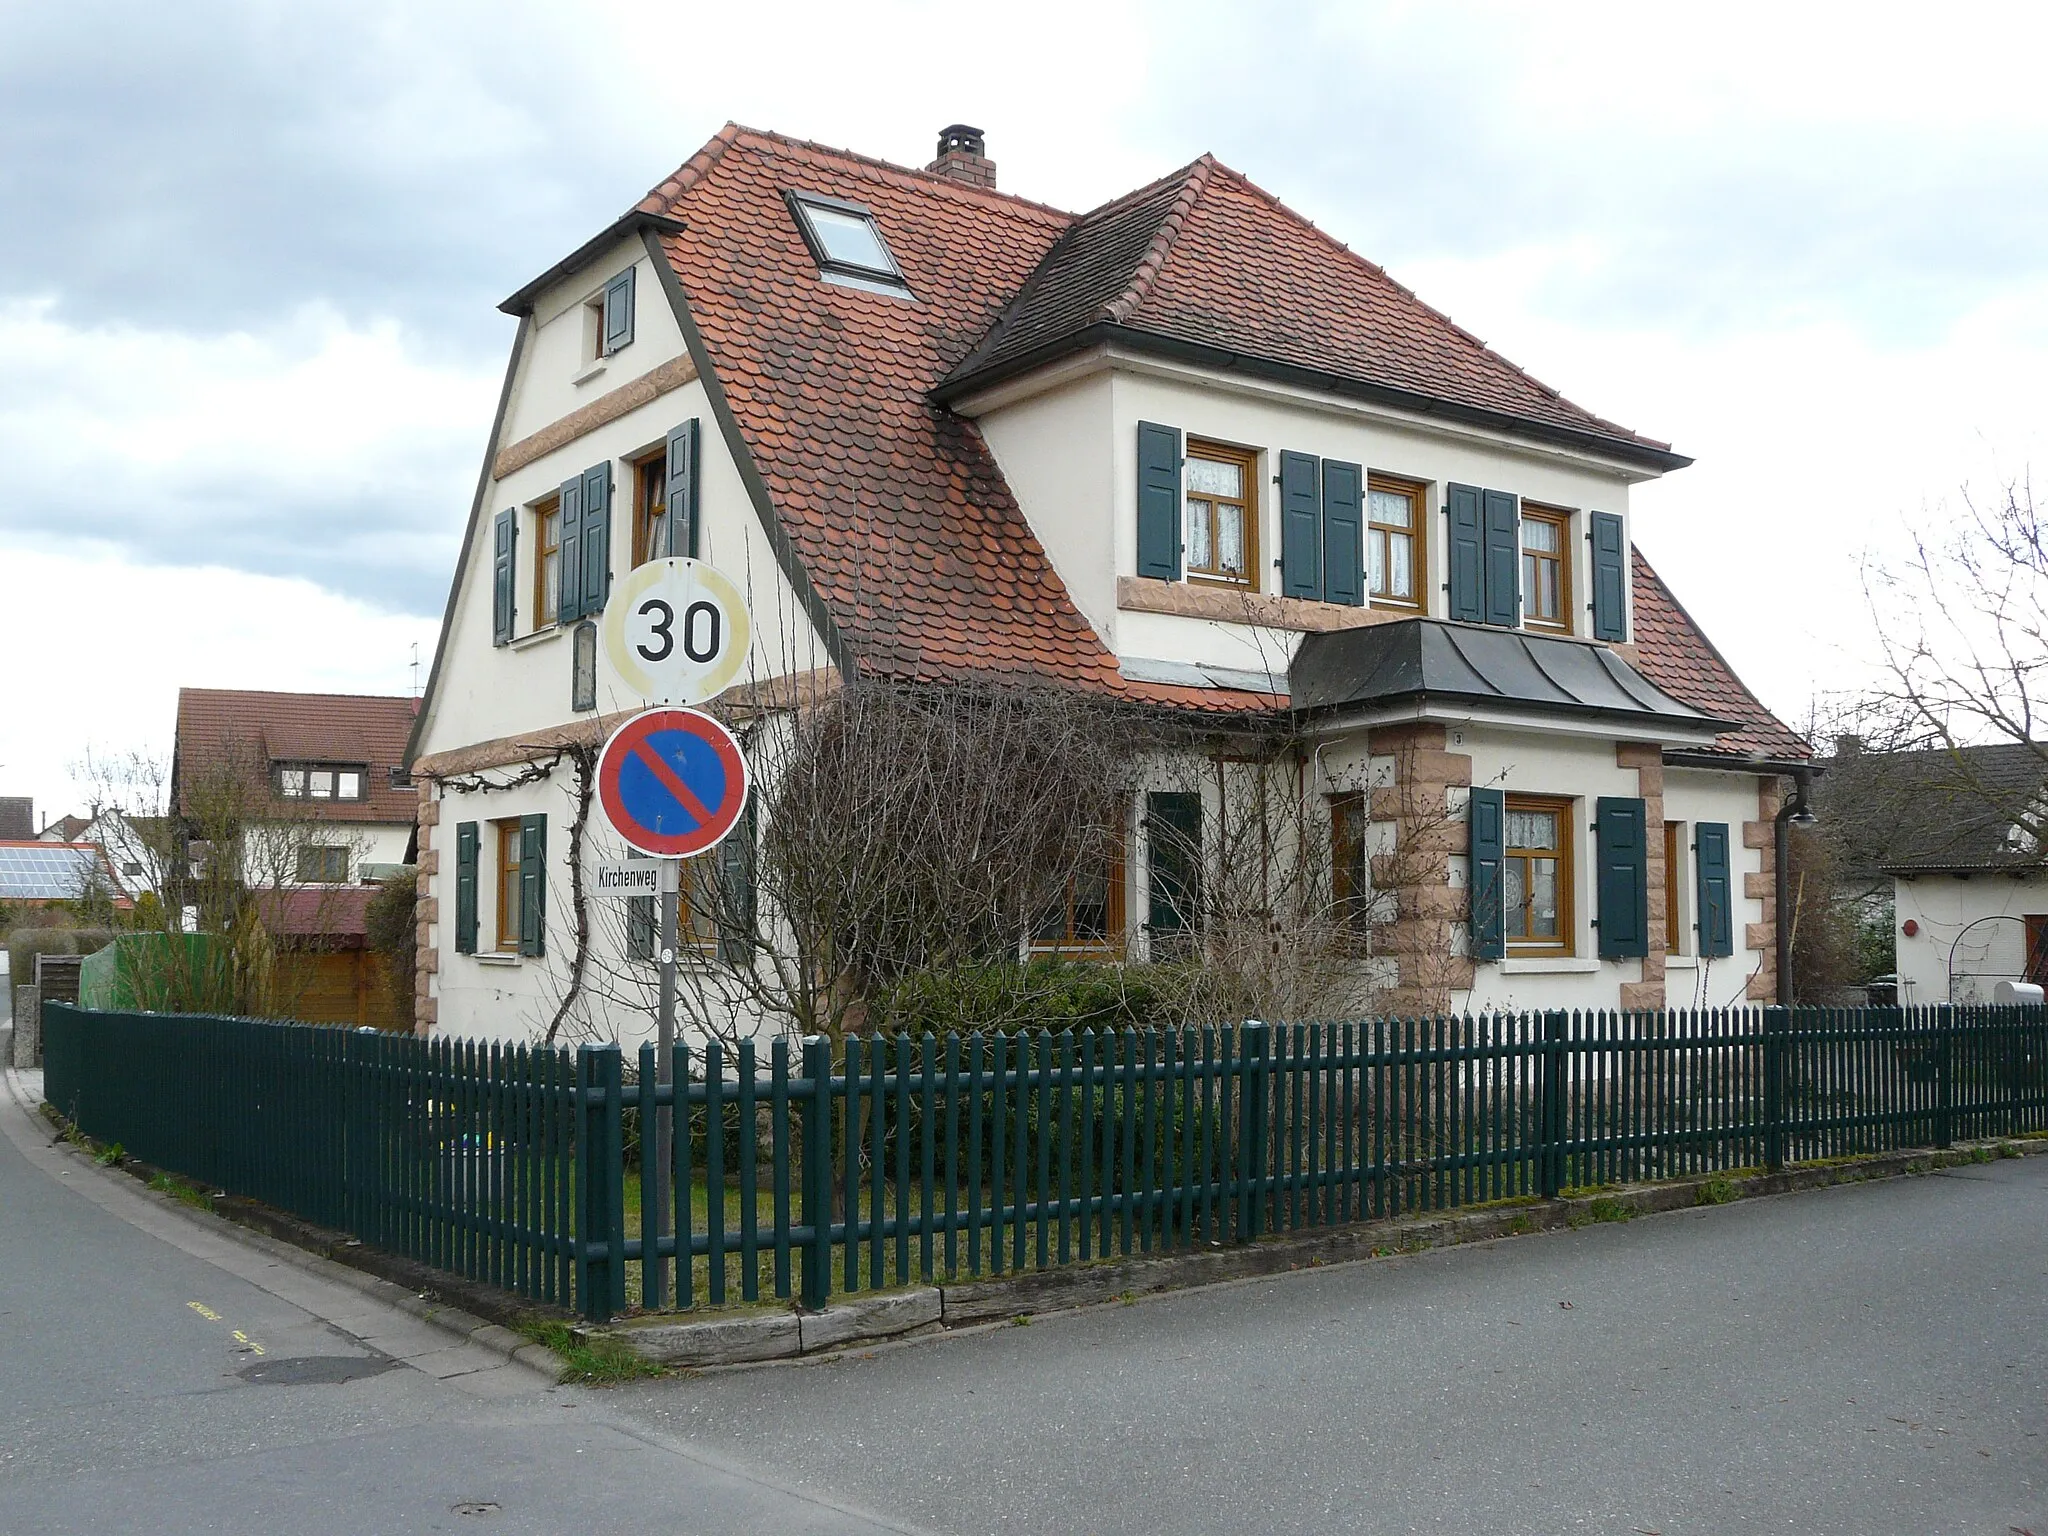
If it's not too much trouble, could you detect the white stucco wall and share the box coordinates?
[971,354,1649,679]
[1893,873,2048,1005]
[416,286,830,761]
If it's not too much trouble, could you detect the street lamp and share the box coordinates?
[1775,768,1817,1006]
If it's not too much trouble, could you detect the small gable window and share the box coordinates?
[787,193,910,294]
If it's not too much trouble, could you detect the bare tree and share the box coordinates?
[1862,478,2048,839]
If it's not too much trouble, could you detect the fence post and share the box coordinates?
[1238,1022,1270,1241]
[1762,1005,1788,1172]
[1935,1004,1955,1148]
[1540,1011,1567,1199]
[575,1043,626,1323]
[799,1035,832,1312]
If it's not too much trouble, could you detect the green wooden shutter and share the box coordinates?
[1135,422,1182,580]
[518,813,546,958]
[1321,459,1364,607]
[1146,791,1203,938]
[665,419,700,559]
[716,791,757,967]
[1589,511,1627,642]
[1448,484,1484,622]
[1595,797,1649,959]
[578,463,611,618]
[1468,787,1505,960]
[454,821,479,955]
[603,267,635,355]
[1483,488,1519,628]
[556,472,585,622]
[1279,451,1322,600]
[1695,821,1733,957]
[626,895,656,961]
[491,509,516,646]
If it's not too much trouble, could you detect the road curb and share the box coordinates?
[5,1066,570,1382]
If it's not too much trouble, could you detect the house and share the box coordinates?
[407,123,1809,1044]
[1820,742,2048,1004]
[172,687,421,1026]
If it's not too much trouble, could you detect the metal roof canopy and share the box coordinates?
[1289,618,1735,736]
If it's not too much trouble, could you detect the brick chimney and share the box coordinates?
[928,124,995,190]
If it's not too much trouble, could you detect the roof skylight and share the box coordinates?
[788,192,910,295]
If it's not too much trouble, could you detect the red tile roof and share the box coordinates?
[175,688,421,823]
[1630,552,1810,761]
[943,158,1679,467]
[254,885,375,944]
[637,126,1271,715]
[622,127,1784,747]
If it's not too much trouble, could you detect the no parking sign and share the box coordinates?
[595,707,750,859]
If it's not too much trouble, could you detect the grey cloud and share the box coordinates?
[1138,5,2048,348]
[0,0,658,353]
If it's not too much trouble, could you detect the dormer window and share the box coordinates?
[787,192,910,296]
[277,763,367,802]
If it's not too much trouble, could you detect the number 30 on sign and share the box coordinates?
[599,558,752,707]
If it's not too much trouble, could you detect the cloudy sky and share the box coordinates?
[4,0,2045,818]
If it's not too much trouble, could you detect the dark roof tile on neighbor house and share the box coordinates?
[174,688,420,824]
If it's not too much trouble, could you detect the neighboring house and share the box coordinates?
[36,813,91,843]
[1822,742,2048,1005]
[172,687,420,1027]
[408,123,1809,1044]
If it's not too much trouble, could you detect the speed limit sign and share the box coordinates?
[600,558,752,706]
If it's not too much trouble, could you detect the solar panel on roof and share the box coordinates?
[0,845,105,900]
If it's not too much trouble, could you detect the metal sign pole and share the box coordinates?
[653,857,680,1292]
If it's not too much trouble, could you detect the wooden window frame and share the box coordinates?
[1520,504,1573,634]
[533,495,562,630]
[296,846,349,884]
[1504,793,1575,956]
[631,453,668,568]
[1183,439,1259,590]
[1665,820,1685,955]
[1030,837,1128,957]
[1365,474,1428,611]
[494,818,523,952]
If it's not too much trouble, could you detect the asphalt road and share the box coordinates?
[620,1159,2048,1536]
[0,1075,907,1536]
[3,1064,2043,1536]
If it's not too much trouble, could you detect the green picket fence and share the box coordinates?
[41,1002,2048,1324]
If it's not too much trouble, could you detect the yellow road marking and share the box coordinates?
[187,1302,220,1321]
[232,1329,266,1357]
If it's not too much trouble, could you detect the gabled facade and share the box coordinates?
[172,687,420,892]
[409,125,1809,1044]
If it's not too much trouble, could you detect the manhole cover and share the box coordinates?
[237,1354,399,1386]
[451,1501,501,1517]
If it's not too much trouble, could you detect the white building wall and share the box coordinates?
[971,357,1646,680]
[1893,873,2047,1006]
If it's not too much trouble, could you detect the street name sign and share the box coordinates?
[600,557,751,707]
[592,859,667,896]
[594,707,750,859]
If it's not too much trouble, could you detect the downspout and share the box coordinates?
[1774,767,1815,1005]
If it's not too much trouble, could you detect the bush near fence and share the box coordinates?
[40,1002,2048,1324]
